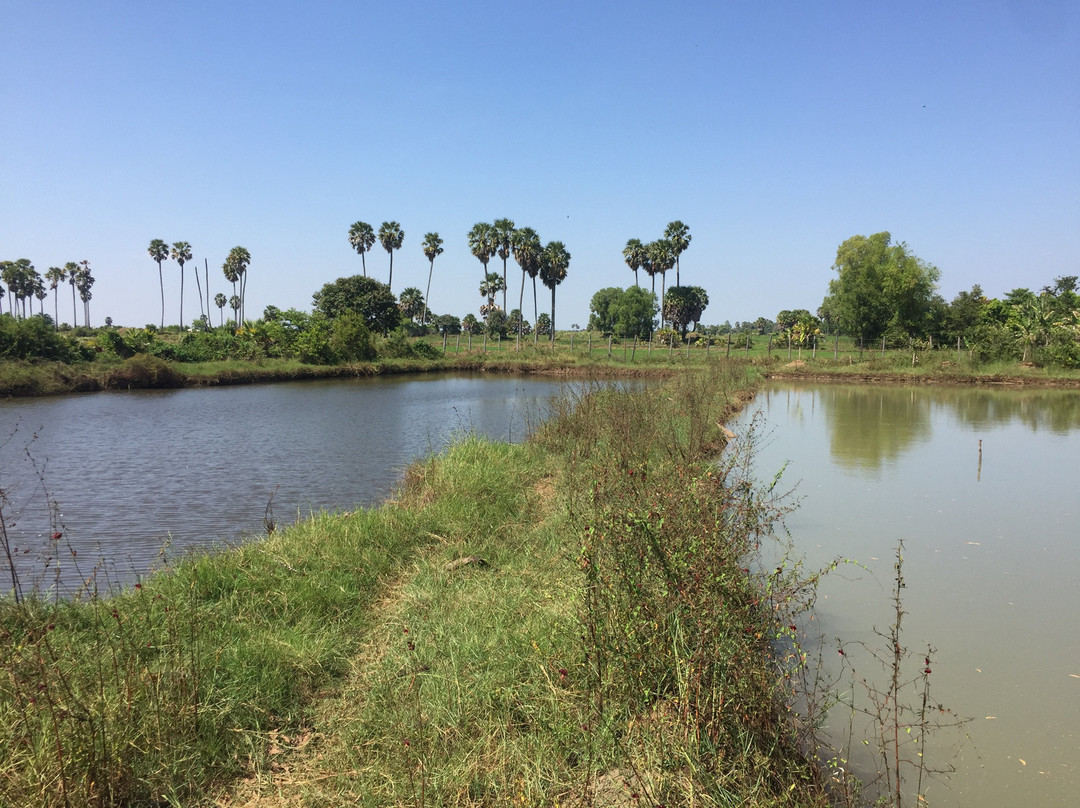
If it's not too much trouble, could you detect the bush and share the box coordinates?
[0,315,80,362]
[331,312,377,362]
[104,354,185,389]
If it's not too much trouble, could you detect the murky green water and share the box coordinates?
[740,383,1080,807]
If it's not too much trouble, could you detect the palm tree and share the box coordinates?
[148,239,169,328]
[648,239,675,328]
[664,221,691,287]
[623,238,646,287]
[539,241,570,341]
[378,221,404,290]
[492,218,515,311]
[511,227,542,340]
[479,272,505,312]
[222,247,251,325]
[33,274,47,317]
[467,222,497,285]
[399,287,425,323]
[45,266,66,328]
[76,261,94,327]
[65,262,79,326]
[229,294,241,323]
[171,241,194,328]
[421,232,444,325]
[215,293,227,327]
[348,221,376,277]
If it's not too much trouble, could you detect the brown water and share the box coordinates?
[740,383,1080,807]
[0,374,568,592]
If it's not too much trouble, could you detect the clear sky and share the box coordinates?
[2,0,1077,329]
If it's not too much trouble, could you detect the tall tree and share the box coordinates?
[64,262,80,326]
[492,218,516,311]
[171,241,194,328]
[148,239,169,328]
[647,239,675,328]
[623,238,646,287]
[222,247,251,325]
[663,285,710,338]
[378,221,404,290]
[479,271,506,314]
[664,221,691,286]
[511,227,542,340]
[45,266,66,329]
[348,221,376,277]
[539,241,570,340]
[467,222,497,285]
[421,232,444,326]
[33,274,47,316]
[76,261,94,327]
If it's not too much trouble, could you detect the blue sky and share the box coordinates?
[2,0,1077,329]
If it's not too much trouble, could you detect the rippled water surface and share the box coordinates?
[1,374,567,588]
[739,383,1080,807]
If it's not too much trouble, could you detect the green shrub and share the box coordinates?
[104,354,185,389]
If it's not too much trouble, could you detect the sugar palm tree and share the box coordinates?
[467,222,497,285]
[378,221,404,290]
[222,247,251,325]
[215,292,227,327]
[76,261,94,327]
[623,238,646,287]
[64,262,80,326]
[33,274,47,317]
[421,232,443,325]
[492,218,515,311]
[148,239,169,328]
[511,227,542,340]
[45,266,66,329]
[399,287,425,323]
[664,221,691,287]
[539,241,570,341]
[348,221,376,277]
[171,241,193,328]
[648,239,675,328]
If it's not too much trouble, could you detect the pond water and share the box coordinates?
[0,374,568,591]
[739,383,1080,807]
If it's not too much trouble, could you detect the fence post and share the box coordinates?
[745,335,750,356]
[834,332,838,360]
[726,333,731,358]
[608,336,612,357]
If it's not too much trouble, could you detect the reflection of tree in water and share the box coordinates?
[930,388,1080,434]
[824,387,933,471]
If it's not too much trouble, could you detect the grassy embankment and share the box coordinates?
[1,363,833,807]
[3,330,1079,397]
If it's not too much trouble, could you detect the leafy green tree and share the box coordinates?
[378,221,404,290]
[943,286,987,345]
[171,241,194,328]
[432,313,461,335]
[148,239,169,327]
[511,226,542,339]
[664,221,691,286]
[421,232,443,325]
[610,287,658,339]
[348,221,376,277]
[312,274,401,334]
[623,238,646,287]
[330,311,377,361]
[492,218,515,311]
[539,241,570,340]
[588,287,623,335]
[663,286,709,338]
[535,312,551,337]
[821,232,940,344]
[468,222,497,285]
[484,307,508,337]
[506,309,531,336]
[461,313,479,334]
[398,287,425,323]
[215,292,227,326]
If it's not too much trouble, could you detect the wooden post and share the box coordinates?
[745,334,750,356]
[608,336,612,357]
[443,333,447,351]
[834,332,838,360]
[631,336,637,361]
[957,335,961,364]
[726,333,731,358]
[881,335,886,358]
[685,339,690,359]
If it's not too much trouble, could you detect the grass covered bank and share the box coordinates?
[1,364,831,806]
